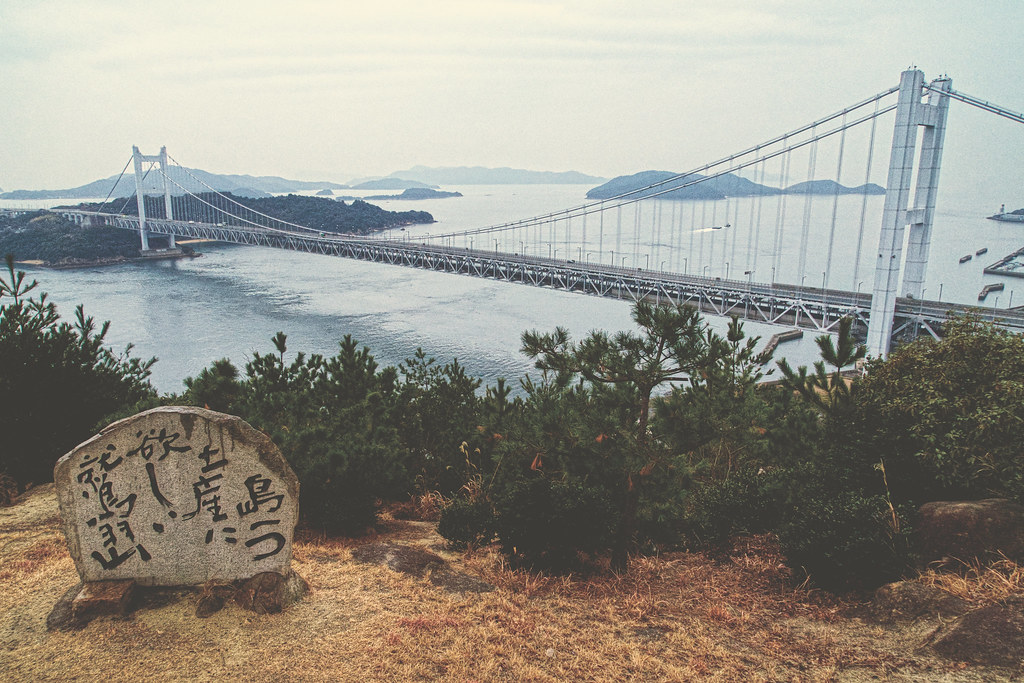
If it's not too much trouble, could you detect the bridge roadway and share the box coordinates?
[54,210,1024,341]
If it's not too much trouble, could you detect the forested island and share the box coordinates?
[0,192,434,266]
[0,211,186,267]
[70,191,434,235]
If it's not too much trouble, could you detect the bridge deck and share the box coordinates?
[49,210,1024,342]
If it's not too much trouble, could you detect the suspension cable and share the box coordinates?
[93,157,133,214]
[165,155,322,235]
[930,85,1024,125]
[427,96,898,241]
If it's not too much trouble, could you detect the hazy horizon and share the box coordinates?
[2,1,1022,203]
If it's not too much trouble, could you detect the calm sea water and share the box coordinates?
[4,183,1019,393]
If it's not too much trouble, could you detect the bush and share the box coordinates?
[437,495,495,549]
[192,333,410,535]
[775,491,913,592]
[491,477,618,571]
[683,468,780,549]
[0,257,155,488]
[851,315,1024,504]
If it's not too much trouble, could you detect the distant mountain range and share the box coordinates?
[586,171,885,200]
[3,164,608,200]
[350,178,438,191]
[384,166,605,185]
[0,168,348,200]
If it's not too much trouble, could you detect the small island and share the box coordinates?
[358,188,463,201]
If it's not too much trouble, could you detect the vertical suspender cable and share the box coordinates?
[823,113,847,289]
[772,136,792,279]
[852,98,880,291]
[687,200,696,274]
[797,128,818,278]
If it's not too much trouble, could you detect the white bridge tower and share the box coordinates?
[867,69,951,357]
[131,145,176,251]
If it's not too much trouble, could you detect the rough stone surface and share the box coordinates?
[916,499,1024,566]
[72,579,136,620]
[234,571,309,615]
[868,581,971,623]
[934,598,1024,666]
[54,407,299,586]
[351,542,494,594]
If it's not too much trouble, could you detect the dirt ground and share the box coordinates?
[0,485,1018,682]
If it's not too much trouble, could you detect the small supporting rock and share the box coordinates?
[57,579,137,625]
[195,581,236,618]
[195,571,309,617]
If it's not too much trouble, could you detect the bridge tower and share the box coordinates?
[131,146,177,251]
[867,70,951,357]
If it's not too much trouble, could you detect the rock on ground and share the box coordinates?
[917,499,1024,566]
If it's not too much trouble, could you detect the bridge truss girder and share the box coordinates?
[80,211,1024,350]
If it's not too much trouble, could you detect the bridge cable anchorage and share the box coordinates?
[933,86,1024,125]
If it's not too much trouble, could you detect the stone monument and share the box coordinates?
[54,406,299,586]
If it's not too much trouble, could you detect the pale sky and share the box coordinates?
[2,0,1022,194]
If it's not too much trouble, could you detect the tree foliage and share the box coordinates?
[851,314,1024,503]
[520,301,710,571]
[0,255,155,487]
[0,211,144,264]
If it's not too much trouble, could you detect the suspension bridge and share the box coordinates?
[32,69,1024,357]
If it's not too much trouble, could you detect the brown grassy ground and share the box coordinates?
[0,485,1016,682]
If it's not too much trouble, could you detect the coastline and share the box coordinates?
[17,250,202,270]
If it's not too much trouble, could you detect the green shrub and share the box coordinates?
[683,468,780,549]
[438,495,495,549]
[0,257,154,488]
[492,477,617,571]
[775,491,912,592]
[205,333,409,534]
[851,315,1024,504]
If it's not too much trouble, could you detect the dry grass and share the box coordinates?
[918,555,1024,605]
[0,485,1015,682]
